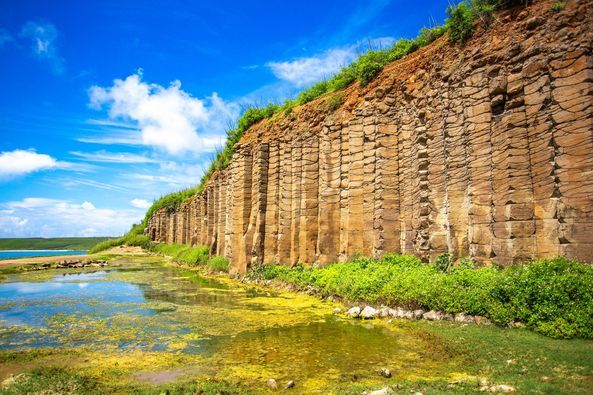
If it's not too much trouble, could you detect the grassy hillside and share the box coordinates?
[0,237,115,251]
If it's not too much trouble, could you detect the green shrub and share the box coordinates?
[88,233,152,254]
[249,256,593,339]
[551,1,566,12]
[151,243,210,266]
[434,253,453,272]
[447,2,475,43]
[297,81,329,105]
[208,256,230,272]
[326,92,345,111]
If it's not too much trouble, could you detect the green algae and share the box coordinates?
[6,256,591,394]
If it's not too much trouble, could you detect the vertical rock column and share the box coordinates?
[263,142,280,263]
[465,69,495,263]
[230,150,253,273]
[362,112,377,257]
[375,112,401,256]
[317,122,342,264]
[299,134,319,264]
[247,144,269,266]
[551,49,593,261]
[289,137,302,265]
[347,119,365,256]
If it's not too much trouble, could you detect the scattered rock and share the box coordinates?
[285,380,295,389]
[474,316,492,325]
[525,16,544,30]
[333,307,342,315]
[347,306,361,318]
[485,384,516,393]
[363,387,394,395]
[380,367,392,378]
[442,313,454,321]
[360,306,378,319]
[266,378,278,390]
[379,307,391,318]
[455,313,474,323]
[422,310,442,321]
[1,374,26,389]
[413,309,425,319]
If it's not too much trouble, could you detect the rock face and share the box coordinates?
[147,1,593,273]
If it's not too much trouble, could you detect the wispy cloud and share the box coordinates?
[131,198,151,209]
[19,21,65,74]
[59,177,129,192]
[88,71,238,155]
[0,197,143,237]
[0,149,65,180]
[266,37,395,88]
[69,150,158,164]
[0,28,13,48]
[267,48,357,88]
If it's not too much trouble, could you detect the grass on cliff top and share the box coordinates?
[123,0,532,233]
[250,254,593,340]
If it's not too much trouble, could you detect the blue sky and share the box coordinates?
[0,0,449,237]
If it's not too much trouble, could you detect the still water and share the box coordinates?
[0,260,446,391]
[0,250,87,259]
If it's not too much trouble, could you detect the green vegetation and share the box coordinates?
[250,255,593,339]
[0,237,113,251]
[551,0,567,12]
[151,243,210,266]
[208,255,230,272]
[117,0,534,240]
[88,231,151,254]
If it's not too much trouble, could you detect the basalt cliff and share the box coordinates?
[146,0,593,273]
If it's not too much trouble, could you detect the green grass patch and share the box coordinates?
[208,255,230,273]
[250,255,593,339]
[0,237,114,251]
[151,243,209,266]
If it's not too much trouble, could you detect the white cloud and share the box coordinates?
[267,48,357,88]
[0,198,143,237]
[20,21,65,74]
[89,72,238,155]
[69,150,158,164]
[131,199,151,209]
[123,160,210,190]
[266,37,396,88]
[0,149,61,180]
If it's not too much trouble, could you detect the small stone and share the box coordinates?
[333,307,342,315]
[442,313,454,321]
[455,313,475,323]
[379,307,391,318]
[488,384,516,393]
[380,367,392,378]
[365,387,393,395]
[525,16,544,30]
[423,310,442,321]
[285,380,295,389]
[266,378,278,389]
[360,306,378,319]
[346,306,361,318]
[403,310,414,319]
[413,309,424,319]
[474,316,492,325]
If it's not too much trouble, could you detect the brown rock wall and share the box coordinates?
[146,0,593,271]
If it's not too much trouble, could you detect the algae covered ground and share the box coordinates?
[0,255,592,394]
